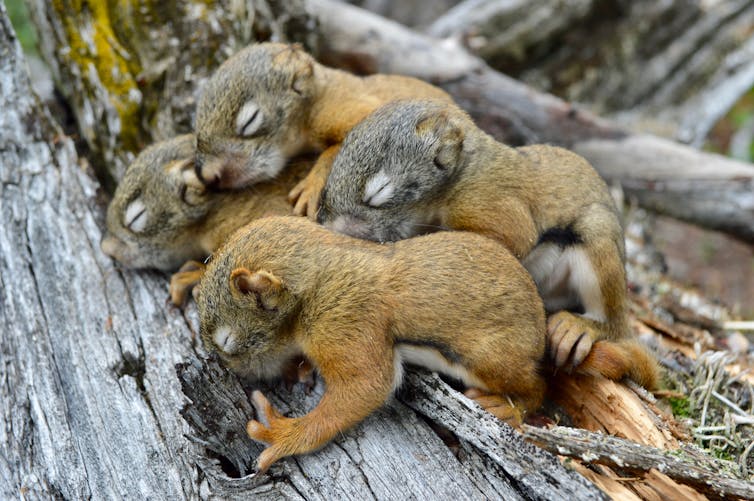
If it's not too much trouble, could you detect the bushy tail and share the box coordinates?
[576,339,659,390]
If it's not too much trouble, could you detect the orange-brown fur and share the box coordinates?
[197,216,548,472]
[100,135,311,304]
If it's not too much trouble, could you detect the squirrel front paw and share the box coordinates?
[547,311,598,370]
[288,173,325,220]
[169,260,206,306]
[247,390,292,473]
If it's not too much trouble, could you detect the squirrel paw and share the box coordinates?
[464,389,523,426]
[547,311,597,370]
[169,260,206,306]
[288,174,325,221]
[247,390,289,473]
[196,160,224,188]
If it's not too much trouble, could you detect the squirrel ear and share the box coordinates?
[416,111,465,171]
[272,44,314,95]
[291,60,313,95]
[230,267,284,311]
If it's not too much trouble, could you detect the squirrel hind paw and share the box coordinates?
[547,311,595,369]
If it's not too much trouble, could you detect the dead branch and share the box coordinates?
[523,424,754,499]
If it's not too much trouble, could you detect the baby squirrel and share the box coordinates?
[193,42,452,217]
[198,216,654,472]
[317,100,658,388]
[197,216,549,472]
[100,135,309,304]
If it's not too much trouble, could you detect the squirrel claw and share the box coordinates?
[288,174,325,221]
[547,311,596,369]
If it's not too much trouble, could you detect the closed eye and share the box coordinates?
[124,198,148,233]
[236,101,264,138]
[363,170,395,207]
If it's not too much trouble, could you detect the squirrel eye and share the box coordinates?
[433,157,446,170]
[124,198,148,233]
[236,101,264,138]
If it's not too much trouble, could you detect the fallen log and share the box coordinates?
[427,0,754,147]
[310,0,754,243]
[523,424,754,500]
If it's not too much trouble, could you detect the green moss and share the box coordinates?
[668,396,691,418]
[712,448,734,462]
[6,0,39,56]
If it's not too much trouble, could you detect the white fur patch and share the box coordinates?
[213,326,238,354]
[124,198,147,233]
[235,100,264,137]
[565,248,606,322]
[363,170,395,207]
[397,344,487,390]
[523,244,606,321]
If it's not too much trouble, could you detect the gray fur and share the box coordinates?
[318,100,467,241]
[102,135,211,270]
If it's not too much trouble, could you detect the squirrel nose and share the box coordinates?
[101,235,123,260]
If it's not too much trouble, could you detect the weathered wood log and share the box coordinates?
[427,0,754,147]
[523,424,754,500]
[349,0,461,27]
[178,357,603,499]
[0,6,605,498]
[309,0,754,243]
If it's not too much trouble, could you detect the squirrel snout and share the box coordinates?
[101,235,122,259]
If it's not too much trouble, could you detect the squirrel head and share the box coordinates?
[194,42,315,189]
[197,220,302,374]
[318,100,468,242]
[101,135,213,270]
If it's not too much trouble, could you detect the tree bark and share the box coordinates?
[524,425,754,500]
[310,0,754,243]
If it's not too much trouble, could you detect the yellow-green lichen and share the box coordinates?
[53,0,143,149]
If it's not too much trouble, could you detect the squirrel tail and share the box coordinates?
[575,339,659,390]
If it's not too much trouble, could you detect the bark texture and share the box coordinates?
[428,0,754,147]
[25,0,317,187]
[9,1,754,499]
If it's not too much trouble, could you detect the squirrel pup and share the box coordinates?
[197,216,548,472]
[193,42,452,217]
[100,135,309,304]
[317,100,657,388]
